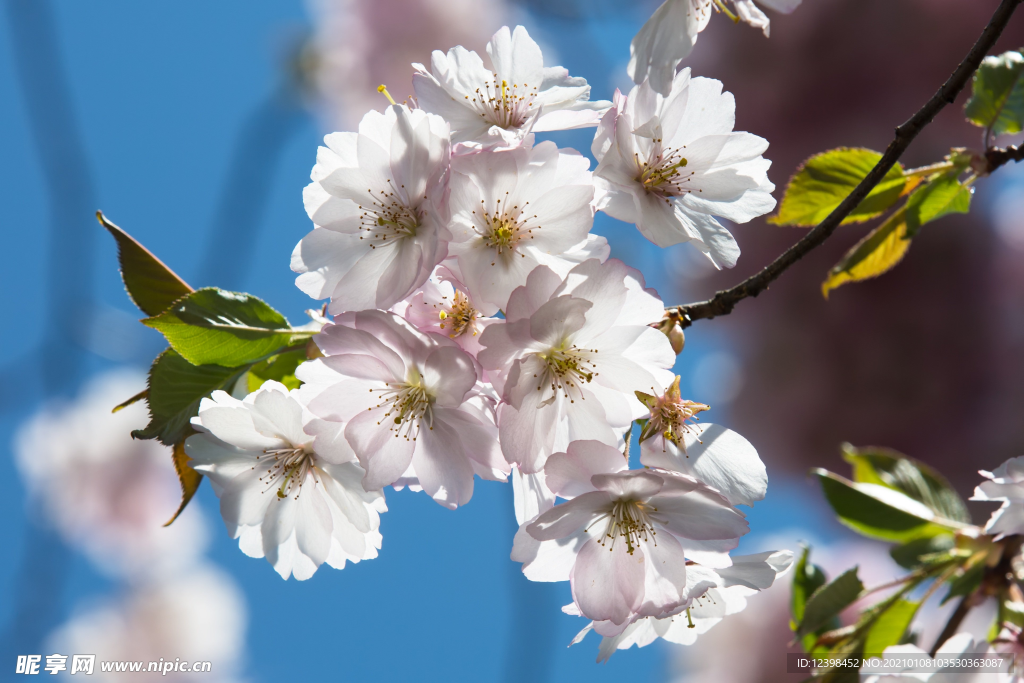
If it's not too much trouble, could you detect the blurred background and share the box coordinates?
[1,0,1023,680]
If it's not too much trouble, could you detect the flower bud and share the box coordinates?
[656,315,685,354]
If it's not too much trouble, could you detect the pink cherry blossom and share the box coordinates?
[513,440,750,636]
[298,310,509,509]
[478,259,675,474]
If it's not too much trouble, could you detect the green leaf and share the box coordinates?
[247,347,307,392]
[769,148,907,227]
[905,172,973,237]
[965,50,1024,136]
[133,349,248,446]
[792,546,835,653]
[943,561,985,605]
[144,288,310,367]
[97,211,193,316]
[999,599,1024,630]
[842,444,971,524]
[798,567,864,637]
[165,440,203,526]
[812,469,955,542]
[792,546,829,626]
[821,208,911,299]
[890,534,956,570]
[864,599,920,654]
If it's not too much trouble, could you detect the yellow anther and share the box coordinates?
[377,84,397,106]
[501,79,508,102]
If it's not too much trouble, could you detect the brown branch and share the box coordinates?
[672,0,1022,330]
[983,143,1024,174]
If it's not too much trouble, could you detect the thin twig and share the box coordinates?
[672,0,1023,329]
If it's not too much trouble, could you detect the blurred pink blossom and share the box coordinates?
[14,371,209,580]
[307,0,509,129]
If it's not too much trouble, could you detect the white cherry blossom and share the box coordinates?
[394,266,498,358]
[478,259,675,474]
[292,104,451,314]
[513,440,750,636]
[637,376,766,507]
[445,140,608,313]
[186,381,386,581]
[971,456,1024,537]
[571,550,794,661]
[412,25,610,151]
[629,0,802,96]
[298,309,509,509]
[593,70,776,269]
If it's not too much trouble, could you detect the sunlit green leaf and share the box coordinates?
[812,469,956,542]
[769,148,907,227]
[905,172,973,237]
[144,288,311,367]
[247,347,307,392]
[864,599,919,654]
[97,211,193,316]
[821,208,911,299]
[842,444,971,524]
[965,50,1024,136]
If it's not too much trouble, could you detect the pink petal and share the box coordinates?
[344,408,416,490]
[544,439,629,499]
[527,490,612,541]
[570,536,645,626]
[591,470,664,500]
[414,412,476,509]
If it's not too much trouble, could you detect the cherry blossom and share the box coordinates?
[571,550,794,661]
[637,376,766,507]
[292,104,451,314]
[14,371,209,580]
[307,0,508,130]
[478,259,675,473]
[592,70,776,269]
[971,456,1024,537]
[186,381,386,581]
[444,140,608,313]
[47,564,247,683]
[394,266,498,358]
[513,440,750,636]
[298,310,509,509]
[412,25,610,151]
[629,0,802,96]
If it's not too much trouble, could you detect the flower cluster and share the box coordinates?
[187,23,784,656]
